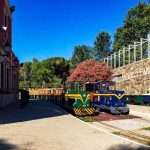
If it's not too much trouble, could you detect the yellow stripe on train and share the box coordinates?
[91,93,127,100]
[65,93,127,100]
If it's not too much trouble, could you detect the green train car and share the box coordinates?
[126,94,150,105]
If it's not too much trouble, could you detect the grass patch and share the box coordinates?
[142,127,150,131]
[113,131,150,146]
[79,116,96,122]
[112,131,121,135]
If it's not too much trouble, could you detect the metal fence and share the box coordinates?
[103,33,150,69]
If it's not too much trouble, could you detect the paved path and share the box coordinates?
[0,101,148,150]
[129,105,150,119]
[102,118,150,130]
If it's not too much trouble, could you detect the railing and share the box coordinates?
[29,88,64,96]
[29,88,64,101]
[103,33,150,69]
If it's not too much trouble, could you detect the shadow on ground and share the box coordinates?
[0,100,68,124]
[108,144,150,150]
[0,139,19,150]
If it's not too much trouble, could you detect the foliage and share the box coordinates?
[143,127,150,130]
[49,76,62,88]
[79,116,96,122]
[94,32,111,60]
[68,59,112,83]
[19,57,70,89]
[113,1,150,51]
[19,62,32,89]
[19,1,150,89]
[71,45,94,67]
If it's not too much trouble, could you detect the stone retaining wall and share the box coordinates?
[112,58,150,94]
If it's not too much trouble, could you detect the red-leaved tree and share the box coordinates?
[68,60,112,83]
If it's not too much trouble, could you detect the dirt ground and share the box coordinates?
[0,101,148,150]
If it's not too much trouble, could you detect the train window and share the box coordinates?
[85,83,98,92]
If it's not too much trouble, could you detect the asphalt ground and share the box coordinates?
[0,100,147,150]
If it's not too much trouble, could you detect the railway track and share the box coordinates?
[93,118,150,146]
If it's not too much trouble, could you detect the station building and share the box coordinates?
[0,0,19,107]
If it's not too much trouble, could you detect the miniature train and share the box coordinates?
[25,83,150,116]
[126,94,150,105]
[91,82,129,115]
[65,81,129,116]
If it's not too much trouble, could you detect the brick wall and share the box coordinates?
[0,0,19,107]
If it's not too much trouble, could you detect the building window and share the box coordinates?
[3,15,7,27]
[0,63,1,89]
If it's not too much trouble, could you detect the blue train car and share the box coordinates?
[143,94,150,105]
[87,81,129,115]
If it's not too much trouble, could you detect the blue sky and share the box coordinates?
[11,0,140,62]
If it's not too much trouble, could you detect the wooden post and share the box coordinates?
[128,45,131,64]
[140,38,143,60]
[107,57,109,66]
[110,55,113,68]
[118,51,121,67]
[134,42,136,62]
[148,33,150,58]
[104,58,106,63]
[123,47,125,66]
[114,52,116,68]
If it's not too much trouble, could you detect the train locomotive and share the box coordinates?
[90,81,129,115]
[65,82,95,116]
[65,81,129,116]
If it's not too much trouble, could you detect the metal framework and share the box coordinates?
[103,33,150,69]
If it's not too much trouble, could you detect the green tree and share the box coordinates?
[50,76,62,88]
[94,32,111,60]
[113,1,150,51]
[71,45,93,66]
[19,57,71,89]
[42,57,70,85]
[31,58,41,87]
[19,62,32,89]
[36,66,52,88]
